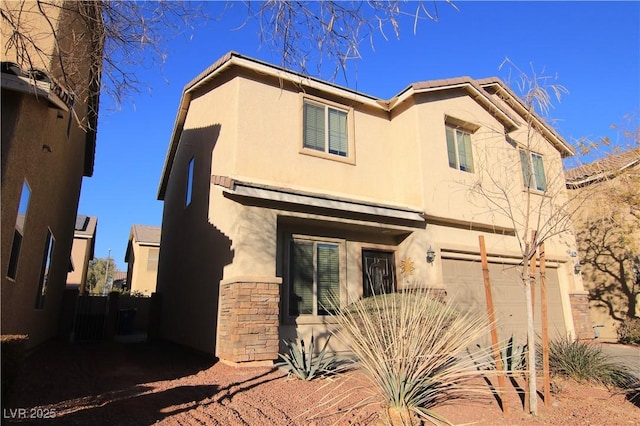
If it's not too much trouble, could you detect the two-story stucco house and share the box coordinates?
[1,1,101,349]
[66,215,98,294]
[125,224,161,297]
[156,52,588,364]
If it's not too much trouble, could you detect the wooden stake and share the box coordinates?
[479,235,508,413]
[539,242,551,405]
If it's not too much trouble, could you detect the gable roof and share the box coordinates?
[565,148,640,188]
[158,52,573,199]
[125,224,160,262]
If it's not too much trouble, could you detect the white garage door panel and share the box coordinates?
[442,258,567,347]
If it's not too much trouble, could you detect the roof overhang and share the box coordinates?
[478,78,575,158]
[216,177,426,223]
[1,72,71,111]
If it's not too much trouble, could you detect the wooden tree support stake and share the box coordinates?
[479,235,508,413]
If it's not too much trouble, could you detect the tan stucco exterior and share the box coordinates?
[66,215,97,293]
[156,53,586,361]
[1,1,100,348]
[125,225,161,297]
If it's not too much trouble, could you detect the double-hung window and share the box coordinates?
[519,149,547,191]
[289,238,341,316]
[446,126,474,173]
[303,100,349,157]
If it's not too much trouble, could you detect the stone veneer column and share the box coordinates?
[569,292,593,340]
[217,277,281,364]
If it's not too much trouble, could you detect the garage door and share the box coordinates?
[442,258,567,347]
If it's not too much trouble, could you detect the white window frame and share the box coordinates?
[301,96,355,164]
[519,148,547,192]
[287,235,345,318]
[445,125,475,173]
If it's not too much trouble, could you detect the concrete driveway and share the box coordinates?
[596,342,640,379]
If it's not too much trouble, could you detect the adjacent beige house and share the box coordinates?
[1,1,101,348]
[66,215,97,294]
[156,52,588,364]
[566,148,640,341]
[125,225,161,297]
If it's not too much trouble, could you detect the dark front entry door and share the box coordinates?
[362,249,396,297]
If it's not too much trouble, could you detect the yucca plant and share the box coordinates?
[546,336,636,388]
[277,334,338,381]
[331,287,492,426]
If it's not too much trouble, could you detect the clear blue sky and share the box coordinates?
[78,1,640,269]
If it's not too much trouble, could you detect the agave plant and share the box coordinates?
[331,287,492,426]
[277,334,338,381]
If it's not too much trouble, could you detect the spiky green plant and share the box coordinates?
[277,334,338,381]
[547,336,636,388]
[331,288,492,426]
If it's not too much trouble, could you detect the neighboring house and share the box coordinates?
[125,225,161,297]
[66,215,98,294]
[156,52,588,364]
[1,1,101,348]
[566,148,640,341]
[111,270,128,293]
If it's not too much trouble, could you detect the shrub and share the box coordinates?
[1,334,28,408]
[331,288,492,425]
[547,336,635,388]
[617,317,640,345]
[277,334,338,381]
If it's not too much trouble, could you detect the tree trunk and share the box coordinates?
[523,268,538,415]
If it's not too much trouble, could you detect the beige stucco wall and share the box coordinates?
[157,65,583,357]
[67,237,91,290]
[1,1,96,349]
[128,244,159,296]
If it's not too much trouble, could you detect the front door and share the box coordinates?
[362,249,396,297]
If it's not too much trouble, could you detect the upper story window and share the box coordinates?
[185,157,194,207]
[7,181,31,280]
[303,99,349,158]
[289,238,341,317]
[519,148,547,191]
[445,126,474,173]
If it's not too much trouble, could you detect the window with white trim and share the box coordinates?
[519,149,547,191]
[303,99,349,157]
[445,126,474,173]
[7,181,31,280]
[289,238,341,316]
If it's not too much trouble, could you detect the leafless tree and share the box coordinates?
[1,0,456,128]
[467,58,579,415]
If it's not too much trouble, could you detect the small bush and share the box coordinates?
[617,317,640,344]
[277,334,338,380]
[1,334,28,408]
[547,336,634,388]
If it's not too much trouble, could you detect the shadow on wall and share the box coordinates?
[156,124,234,354]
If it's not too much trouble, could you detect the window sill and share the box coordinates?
[300,148,355,165]
[284,315,340,326]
